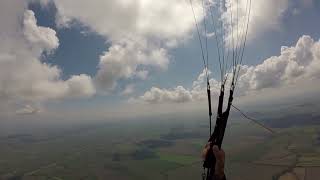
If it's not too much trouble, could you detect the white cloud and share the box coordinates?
[237,35,320,93]
[23,10,59,55]
[140,86,193,104]
[139,35,320,104]
[66,74,96,98]
[95,42,169,92]
[219,0,289,46]
[247,0,288,39]
[0,1,96,115]
[139,70,220,104]
[45,0,204,92]
[53,0,203,41]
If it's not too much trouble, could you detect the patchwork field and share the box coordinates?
[0,118,319,180]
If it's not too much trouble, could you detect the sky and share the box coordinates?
[0,0,319,121]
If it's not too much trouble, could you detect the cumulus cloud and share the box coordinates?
[218,0,289,46]
[139,35,320,104]
[95,42,169,92]
[66,74,96,98]
[141,86,193,104]
[52,0,202,40]
[23,10,59,54]
[236,35,320,93]
[139,70,220,104]
[0,0,95,114]
[44,0,204,92]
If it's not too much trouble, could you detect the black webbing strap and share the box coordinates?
[203,85,234,180]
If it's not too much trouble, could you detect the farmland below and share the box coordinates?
[0,115,319,180]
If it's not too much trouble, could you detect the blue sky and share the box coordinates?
[0,0,319,118]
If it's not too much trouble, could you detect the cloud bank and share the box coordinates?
[139,35,320,104]
[0,0,316,115]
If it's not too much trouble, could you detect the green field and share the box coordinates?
[0,118,319,180]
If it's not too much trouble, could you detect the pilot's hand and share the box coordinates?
[202,143,226,180]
